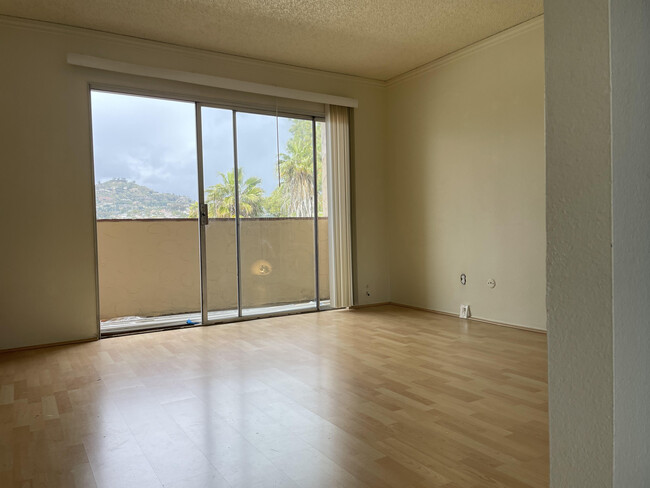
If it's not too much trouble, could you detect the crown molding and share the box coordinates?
[0,15,386,87]
[1,13,544,91]
[386,15,544,87]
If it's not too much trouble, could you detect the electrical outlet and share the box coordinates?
[365,284,370,297]
[487,278,496,288]
[460,273,466,285]
[459,304,470,318]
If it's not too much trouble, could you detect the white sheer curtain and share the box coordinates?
[326,105,353,308]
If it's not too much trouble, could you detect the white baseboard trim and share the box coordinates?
[389,302,547,334]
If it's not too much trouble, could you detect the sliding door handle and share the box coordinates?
[199,203,209,225]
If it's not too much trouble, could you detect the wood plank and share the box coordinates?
[0,305,548,487]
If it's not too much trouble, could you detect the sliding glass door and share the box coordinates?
[91,91,201,333]
[198,107,327,319]
[235,113,316,315]
[92,89,328,334]
[198,107,239,321]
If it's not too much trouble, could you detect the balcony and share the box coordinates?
[97,218,329,332]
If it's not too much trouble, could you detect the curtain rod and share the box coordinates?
[67,54,359,108]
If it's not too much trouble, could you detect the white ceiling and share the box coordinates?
[0,0,543,80]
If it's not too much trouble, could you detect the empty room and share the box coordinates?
[1,1,648,487]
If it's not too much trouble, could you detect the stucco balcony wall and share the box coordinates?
[97,218,329,320]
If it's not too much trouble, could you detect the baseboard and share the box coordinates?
[389,302,547,334]
[0,303,544,353]
[0,337,97,354]
[349,302,391,310]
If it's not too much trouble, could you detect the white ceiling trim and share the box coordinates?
[386,15,544,87]
[0,15,385,87]
[67,53,359,108]
[4,14,543,94]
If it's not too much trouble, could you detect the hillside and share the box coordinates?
[95,179,194,219]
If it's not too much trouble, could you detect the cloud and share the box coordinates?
[91,91,307,200]
[92,91,198,198]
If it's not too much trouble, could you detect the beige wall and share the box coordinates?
[610,1,650,483]
[386,20,546,329]
[0,15,548,351]
[0,17,389,349]
[546,0,650,485]
[545,1,613,484]
[97,219,329,319]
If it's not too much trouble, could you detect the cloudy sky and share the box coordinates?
[91,91,299,200]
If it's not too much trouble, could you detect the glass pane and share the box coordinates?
[316,120,330,309]
[201,107,239,321]
[91,91,200,332]
[236,113,316,315]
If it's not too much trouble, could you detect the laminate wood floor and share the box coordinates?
[0,305,549,487]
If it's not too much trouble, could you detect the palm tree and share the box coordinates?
[188,169,265,218]
[187,201,199,218]
[207,169,264,218]
[267,120,322,217]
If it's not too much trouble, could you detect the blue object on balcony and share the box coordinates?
[186,319,197,325]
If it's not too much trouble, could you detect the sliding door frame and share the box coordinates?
[231,110,243,318]
[310,115,323,314]
[91,84,328,336]
[194,103,325,327]
[194,105,209,325]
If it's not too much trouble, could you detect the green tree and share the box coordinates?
[187,201,199,218]
[266,120,325,217]
[188,169,265,218]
